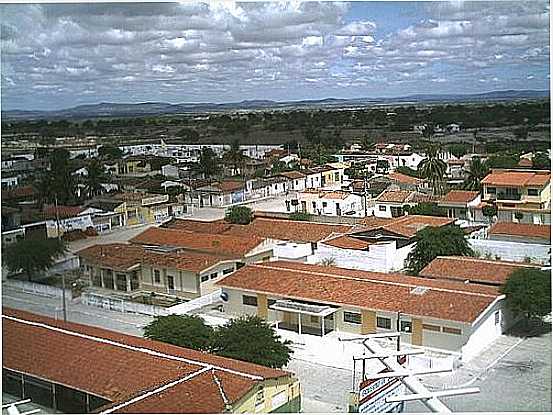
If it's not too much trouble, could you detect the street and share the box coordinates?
[2,287,551,413]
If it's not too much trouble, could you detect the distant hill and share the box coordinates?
[2,90,549,121]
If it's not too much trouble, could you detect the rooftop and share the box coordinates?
[388,172,424,185]
[277,171,306,180]
[216,261,499,323]
[419,256,541,285]
[163,217,353,244]
[353,215,454,238]
[2,308,289,414]
[321,235,372,250]
[129,227,266,258]
[488,222,551,241]
[439,190,480,205]
[375,190,413,203]
[481,169,551,187]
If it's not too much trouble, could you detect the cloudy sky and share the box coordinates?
[1,1,550,111]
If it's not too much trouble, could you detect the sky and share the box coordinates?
[1,1,550,111]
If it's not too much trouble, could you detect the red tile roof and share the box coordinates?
[481,169,551,187]
[77,243,229,273]
[320,191,350,200]
[217,180,245,192]
[1,185,37,200]
[419,256,540,285]
[278,171,306,180]
[216,261,499,323]
[376,190,413,203]
[388,172,423,185]
[354,215,454,238]
[488,222,551,241]
[164,218,353,244]
[129,227,266,258]
[321,235,372,250]
[439,190,480,205]
[2,308,289,414]
[42,204,86,220]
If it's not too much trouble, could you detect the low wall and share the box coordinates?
[469,239,550,264]
[80,291,169,316]
[3,280,72,299]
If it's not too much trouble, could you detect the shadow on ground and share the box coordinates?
[508,319,552,338]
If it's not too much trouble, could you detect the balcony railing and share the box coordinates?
[496,192,522,201]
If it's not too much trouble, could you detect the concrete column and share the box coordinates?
[361,310,377,335]
[257,294,268,320]
[100,269,105,288]
[412,318,423,346]
[321,316,325,336]
[298,313,302,335]
[126,275,132,292]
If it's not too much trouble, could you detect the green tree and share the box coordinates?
[418,145,447,196]
[3,238,66,281]
[196,147,220,180]
[211,316,292,368]
[500,269,551,320]
[289,212,312,221]
[225,206,253,225]
[222,139,246,177]
[482,205,497,223]
[143,315,214,351]
[48,149,77,205]
[532,152,551,170]
[83,159,107,199]
[98,145,123,159]
[405,203,447,217]
[448,143,468,159]
[406,226,474,275]
[487,154,519,169]
[177,128,200,143]
[462,157,489,191]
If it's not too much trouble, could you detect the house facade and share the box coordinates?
[438,190,481,222]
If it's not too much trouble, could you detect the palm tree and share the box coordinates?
[462,157,489,191]
[196,147,220,181]
[84,159,107,199]
[419,144,447,196]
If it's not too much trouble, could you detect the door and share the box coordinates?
[167,275,175,290]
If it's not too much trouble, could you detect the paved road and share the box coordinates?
[3,289,551,413]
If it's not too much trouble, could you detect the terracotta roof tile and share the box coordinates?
[2,308,289,414]
[419,256,540,285]
[388,172,424,185]
[376,190,413,203]
[216,261,499,323]
[42,205,85,220]
[277,171,306,180]
[129,227,266,258]
[77,243,231,273]
[481,169,551,187]
[320,191,350,200]
[217,180,245,192]
[488,222,551,241]
[440,190,480,205]
[321,235,371,250]
[163,218,353,243]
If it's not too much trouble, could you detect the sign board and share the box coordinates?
[358,370,405,413]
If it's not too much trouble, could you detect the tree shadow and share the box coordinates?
[507,318,552,338]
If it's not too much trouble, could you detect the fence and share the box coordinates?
[166,289,222,315]
[80,292,169,316]
[3,280,72,299]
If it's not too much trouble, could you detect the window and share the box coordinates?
[311,242,318,252]
[104,270,114,290]
[201,275,209,282]
[23,375,53,408]
[322,202,327,208]
[116,274,127,291]
[3,369,22,398]
[312,201,317,210]
[379,205,387,212]
[377,316,391,329]
[237,262,245,269]
[343,311,361,324]
[495,311,500,326]
[400,320,412,333]
[487,187,496,194]
[262,256,271,262]
[210,272,218,280]
[243,295,258,306]
[528,188,539,196]
[422,324,441,332]
[223,268,234,275]
[154,269,161,284]
[310,315,319,324]
[442,326,462,335]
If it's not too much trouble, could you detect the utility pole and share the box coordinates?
[55,195,67,323]
[363,172,368,217]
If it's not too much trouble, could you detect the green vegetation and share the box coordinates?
[406,226,474,275]
[98,144,123,159]
[462,157,489,191]
[395,166,420,178]
[289,211,312,221]
[143,315,292,368]
[448,143,469,159]
[482,205,497,222]
[3,238,67,281]
[225,206,253,225]
[500,268,551,321]
[404,203,447,217]
[195,147,220,180]
[143,315,214,351]
[418,144,447,196]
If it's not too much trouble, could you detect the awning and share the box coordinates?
[269,300,338,317]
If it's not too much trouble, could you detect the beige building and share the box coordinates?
[216,260,507,359]
[481,169,551,224]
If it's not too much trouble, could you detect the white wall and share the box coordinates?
[469,239,550,265]
[462,299,505,361]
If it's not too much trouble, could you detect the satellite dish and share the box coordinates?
[220,292,229,302]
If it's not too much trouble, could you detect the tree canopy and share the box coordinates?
[225,206,253,225]
[406,225,474,275]
[3,238,67,281]
[404,202,447,217]
[210,316,292,368]
[500,268,551,320]
[143,315,214,351]
[98,145,123,159]
[143,314,292,368]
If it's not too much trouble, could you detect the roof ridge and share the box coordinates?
[435,255,540,267]
[252,263,497,298]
